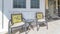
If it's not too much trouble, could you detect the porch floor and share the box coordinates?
[0,20,60,34]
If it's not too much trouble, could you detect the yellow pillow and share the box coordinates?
[11,14,23,24]
[37,12,43,19]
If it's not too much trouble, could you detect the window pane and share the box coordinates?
[13,0,26,8]
[31,0,39,8]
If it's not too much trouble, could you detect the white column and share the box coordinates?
[0,0,3,32]
[56,0,58,9]
[26,0,30,9]
[56,0,58,17]
[45,0,48,9]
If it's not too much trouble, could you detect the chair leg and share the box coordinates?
[27,26,30,32]
[30,25,34,30]
[24,25,28,34]
[19,30,21,34]
[47,23,48,29]
[8,28,11,34]
[44,21,48,30]
[25,27,28,34]
[45,21,48,30]
[37,24,40,31]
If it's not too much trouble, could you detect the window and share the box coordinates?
[31,0,40,8]
[13,0,26,8]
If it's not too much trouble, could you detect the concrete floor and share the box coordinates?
[13,20,60,34]
[0,20,60,34]
[48,20,60,34]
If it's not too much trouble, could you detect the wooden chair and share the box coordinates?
[36,12,48,31]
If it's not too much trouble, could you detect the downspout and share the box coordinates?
[2,0,4,29]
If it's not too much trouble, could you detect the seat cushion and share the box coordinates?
[11,22,25,28]
[38,19,45,22]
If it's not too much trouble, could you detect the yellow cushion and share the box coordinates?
[38,19,45,22]
[11,14,23,24]
[37,13,43,19]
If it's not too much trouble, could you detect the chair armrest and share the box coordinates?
[8,19,14,28]
[23,18,26,22]
[8,19,11,27]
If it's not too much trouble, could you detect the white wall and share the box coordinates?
[0,0,3,32]
[1,0,45,32]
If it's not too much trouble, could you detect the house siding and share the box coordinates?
[0,0,45,32]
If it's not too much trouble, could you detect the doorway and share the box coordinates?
[48,0,57,18]
[58,0,60,17]
[46,0,60,21]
